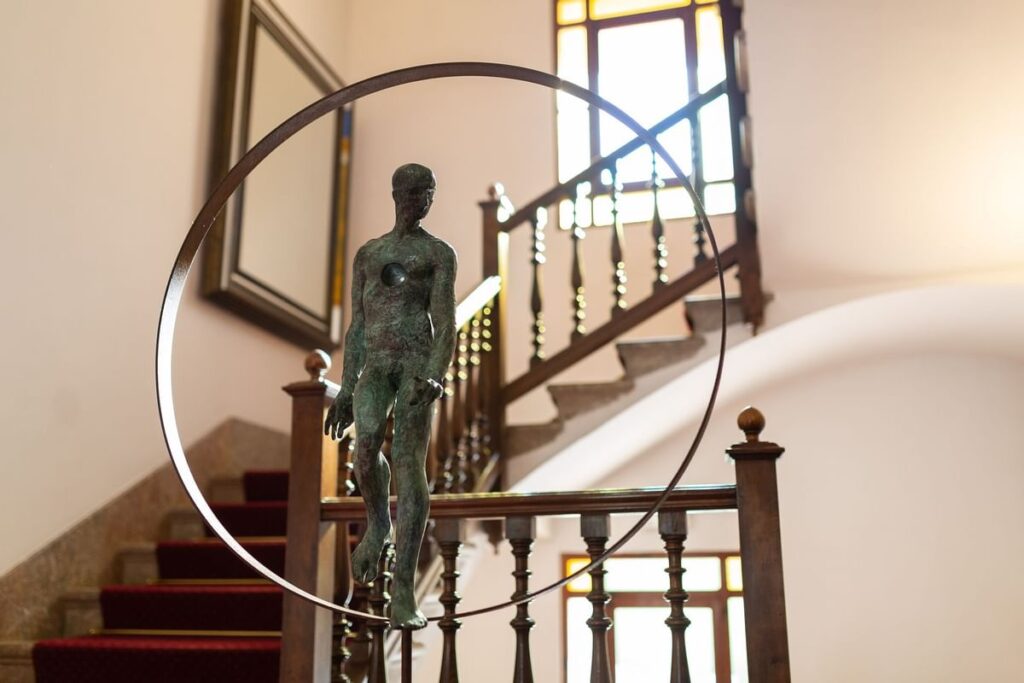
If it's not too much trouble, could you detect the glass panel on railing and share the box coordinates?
[558,0,588,24]
[704,181,736,215]
[614,607,671,680]
[565,596,592,682]
[696,4,726,92]
[597,18,690,184]
[557,26,592,182]
[728,597,749,683]
[590,0,691,21]
[725,555,743,592]
[699,94,734,182]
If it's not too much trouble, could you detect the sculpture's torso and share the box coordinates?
[357,228,442,362]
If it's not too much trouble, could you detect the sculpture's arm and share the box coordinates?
[424,242,458,385]
[338,247,368,397]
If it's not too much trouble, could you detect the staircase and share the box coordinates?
[32,470,300,683]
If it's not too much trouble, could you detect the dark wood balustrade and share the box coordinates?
[284,373,790,682]
[276,5,772,680]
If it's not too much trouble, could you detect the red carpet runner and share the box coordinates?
[33,470,296,683]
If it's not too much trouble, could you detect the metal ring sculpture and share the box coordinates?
[157,62,727,624]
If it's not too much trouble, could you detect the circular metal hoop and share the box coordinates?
[156,62,727,624]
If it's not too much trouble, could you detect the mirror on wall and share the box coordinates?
[203,0,351,349]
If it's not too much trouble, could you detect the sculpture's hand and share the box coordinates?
[409,376,444,406]
[324,393,355,441]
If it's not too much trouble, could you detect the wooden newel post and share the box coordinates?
[480,183,508,466]
[280,350,339,683]
[727,406,791,683]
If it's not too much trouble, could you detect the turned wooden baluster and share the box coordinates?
[366,544,394,683]
[581,514,613,683]
[659,510,692,683]
[507,516,537,683]
[529,208,547,365]
[436,519,465,683]
[727,407,791,682]
[334,437,357,682]
[438,369,456,493]
[569,184,587,340]
[466,314,483,482]
[476,304,495,468]
[651,156,669,288]
[453,327,471,492]
[608,164,627,316]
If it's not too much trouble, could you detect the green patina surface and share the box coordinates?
[325,163,456,630]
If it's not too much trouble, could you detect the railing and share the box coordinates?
[312,406,790,682]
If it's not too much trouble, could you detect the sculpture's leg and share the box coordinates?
[351,365,395,584]
[389,378,433,629]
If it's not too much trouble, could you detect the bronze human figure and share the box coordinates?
[324,163,456,629]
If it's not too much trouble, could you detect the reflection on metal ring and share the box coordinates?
[156,62,728,624]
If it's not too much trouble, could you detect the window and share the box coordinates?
[563,553,747,682]
[554,0,737,228]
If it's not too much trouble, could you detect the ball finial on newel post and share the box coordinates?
[737,406,765,443]
[305,349,331,381]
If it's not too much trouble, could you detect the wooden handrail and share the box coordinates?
[320,275,502,402]
[501,80,727,232]
[503,242,739,403]
[321,483,736,521]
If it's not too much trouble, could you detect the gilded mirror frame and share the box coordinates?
[203,0,351,349]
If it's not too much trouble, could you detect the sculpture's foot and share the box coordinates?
[351,524,391,584]
[389,586,427,630]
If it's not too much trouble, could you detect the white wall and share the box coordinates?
[0,1,347,577]
[431,352,1024,682]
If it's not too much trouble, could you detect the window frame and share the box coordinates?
[553,0,729,199]
[560,550,744,682]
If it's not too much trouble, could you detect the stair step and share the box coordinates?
[506,420,564,457]
[33,635,279,683]
[157,539,287,580]
[0,641,33,683]
[243,470,290,502]
[207,502,288,538]
[547,379,634,420]
[616,335,706,379]
[100,585,283,632]
[684,292,752,333]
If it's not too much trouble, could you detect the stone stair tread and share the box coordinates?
[506,420,564,457]
[615,335,706,379]
[547,379,635,420]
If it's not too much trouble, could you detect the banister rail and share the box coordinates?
[501,80,728,233]
[322,483,737,521]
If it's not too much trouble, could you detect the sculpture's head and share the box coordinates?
[392,163,436,221]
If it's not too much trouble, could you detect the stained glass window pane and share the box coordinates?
[604,557,668,592]
[725,555,743,592]
[566,596,593,683]
[696,5,726,92]
[699,94,734,182]
[597,19,689,184]
[685,606,718,682]
[558,0,588,24]
[728,597,749,683]
[590,0,691,21]
[566,557,592,593]
[704,181,736,214]
[614,607,672,680]
[557,27,592,182]
[682,556,722,591]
